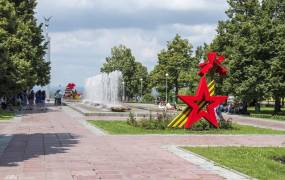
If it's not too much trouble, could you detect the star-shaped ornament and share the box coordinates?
[198,52,228,77]
[178,77,227,128]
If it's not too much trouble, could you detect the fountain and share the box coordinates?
[83,71,128,111]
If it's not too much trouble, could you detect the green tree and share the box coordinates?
[261,0,285,113]
[0,0,50,98]
[211,0,269,113]
[150,34,196,102]
[11,0,50,87]
[101,45,149,99]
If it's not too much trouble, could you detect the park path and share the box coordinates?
[223,114,285,130]
[0,106,284,180]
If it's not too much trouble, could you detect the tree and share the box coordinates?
[101,45,149,99]
[11,0,50,87]
[211,0,269,113]
[0,0,50,98]
[261,0,285,113]
[150,34,196,102]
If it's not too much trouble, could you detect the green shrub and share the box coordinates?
[127,112,137,127]
[190,118,233,130]
[141,94,155,103]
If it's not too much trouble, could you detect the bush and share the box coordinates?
[127,111,233,130]
[128,111,172,130]
[141,94,155,103]
[190,118,233,131]
[127,112,137,127]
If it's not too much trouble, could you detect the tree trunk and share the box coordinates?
[254,99,260,113]
[274,96,281,114]
[282,97,284,107]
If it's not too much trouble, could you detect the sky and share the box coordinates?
[35,0,228,87]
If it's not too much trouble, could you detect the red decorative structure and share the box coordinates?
[64,83,81,100]
[178,77,227,128]
[198,52,228,77]
[168,52,228,128]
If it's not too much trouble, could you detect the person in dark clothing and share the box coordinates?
[28,90,35,110]
[35,90,42,108]
[41,90,46,110]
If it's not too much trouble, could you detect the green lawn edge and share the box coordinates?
[246,107,285,121]
[88,120,285,135]
[183,146,285,180]
[0,110,14,120]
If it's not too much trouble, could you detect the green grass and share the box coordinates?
[88,120,285,135]
[0,109,14,120]
[183,146,285,180]
[247,106,285,121]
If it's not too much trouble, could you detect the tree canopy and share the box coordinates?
[101,45,149,99]
[211,0,285,112]
[150,34,197,102]
[0,0,50,97]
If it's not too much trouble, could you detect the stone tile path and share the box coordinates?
[224,114,285,130]
[0,106,284,180]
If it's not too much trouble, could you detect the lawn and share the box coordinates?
[0,110,14,120]
[88,120,285,135]
[247,106,285,121]
[183,146,285,180]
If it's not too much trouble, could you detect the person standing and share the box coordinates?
[28,90,35,110]
[35,90,42,109]
[41,90,46,110]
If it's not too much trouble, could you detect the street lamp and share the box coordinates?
[140,78,143,101]
[122,81,125,102]
[44,16,52,100]
[165,73,169,103]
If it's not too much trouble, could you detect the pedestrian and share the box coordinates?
[35,90,42,109]
[28,90,35,110]
[41,90,46,110]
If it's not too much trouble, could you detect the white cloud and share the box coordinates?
[36,0,228,86]
[49,24,217,86]
[38,0,227,14]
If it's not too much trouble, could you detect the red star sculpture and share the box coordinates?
[198,52,228,77]
[178,77,228,128]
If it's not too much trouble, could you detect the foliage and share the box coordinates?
[150,34,197,102]
[190,118,233,130]
[184,147,285,180]
[247,106,285,120]
[101,45,149,99]
[127,112,137,127]
[0,109,14,120]
[141,93,155,103]
[89,120,285,135]
[211,0,285,113]
[0,0,50,97]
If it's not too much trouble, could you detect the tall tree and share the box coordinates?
[101,45,148,99]
[211,0,269,113]
[150,34,196,102]
[262,0,285,113]
[11,0,50,87]
[0,0,50,98]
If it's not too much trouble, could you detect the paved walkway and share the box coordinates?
[224,114,285,130]
[0,107,284,180]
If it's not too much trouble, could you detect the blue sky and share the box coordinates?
[36,0,228,87]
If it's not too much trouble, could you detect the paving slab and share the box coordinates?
[0,106,284,180]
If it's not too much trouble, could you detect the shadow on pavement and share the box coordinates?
[0,133,79,167]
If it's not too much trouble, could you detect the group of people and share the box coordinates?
[27,90,47,110]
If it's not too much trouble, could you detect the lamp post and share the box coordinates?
[122,81,125,102]
[44,17,52,100]
[165,73,169,103]
[140,78,143,101]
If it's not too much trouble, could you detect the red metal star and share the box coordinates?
[178,77,228,128]
[198,52,228,77]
